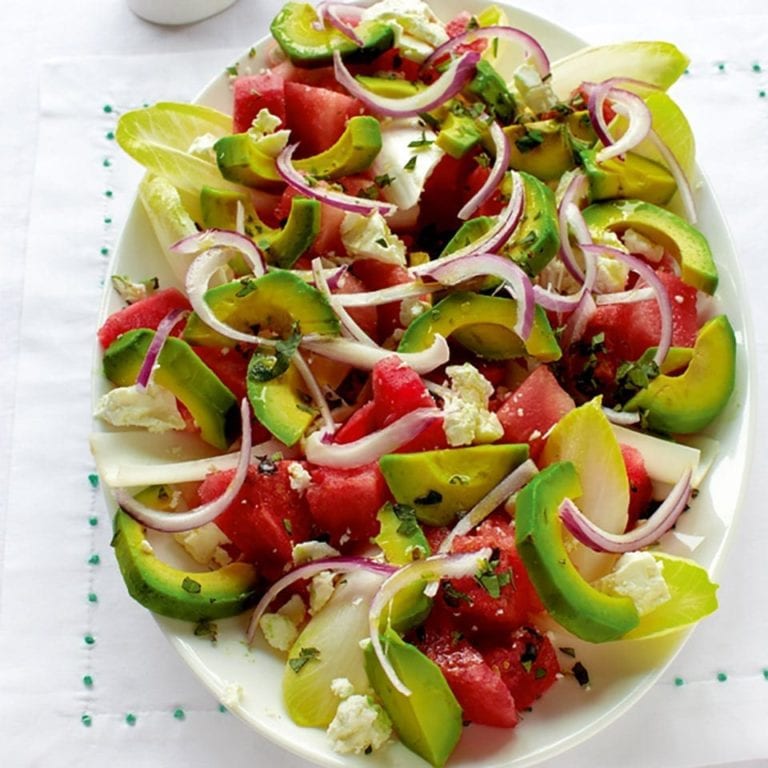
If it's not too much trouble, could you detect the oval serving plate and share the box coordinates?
[93,1,756,765]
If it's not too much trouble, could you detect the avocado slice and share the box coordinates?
[566,109,597,146]
[503,119,576,181]
[379,444,530,526]
[624,314,735,433]
[397,291,561,362]
[292,115,382,179]
[578,146,677,206]
[111,508,258,621]
[102,329,240,450]
[435,110,484,159]
[354,75,424,99]
[466,59,517,124]
[364,629,463,768]
[247,358,316,446]
[182,269,341,348]
[373,502,432,631]
[440,172,559,276]
[200,186,320,270]
[582,198,719,294]
[214,133,283,189]
[271,2,394,67]
[515,461,640,642]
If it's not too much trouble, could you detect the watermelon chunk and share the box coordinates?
[481,627,561,711]
[97,287,191,349]
[198,461,314,581]
[496,365,575,460]
[620,443,653,529]
[371,355,435,427]
[232,72,286,133]
[284,81,364,156]
[305,461,389,546]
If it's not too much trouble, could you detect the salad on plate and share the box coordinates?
[90,0,740,765]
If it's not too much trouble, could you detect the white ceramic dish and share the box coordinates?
[94,1,756,765]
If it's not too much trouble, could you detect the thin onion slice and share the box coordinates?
[311,257,376,346]
[185,247,277,347]
[647,128,697,224]
[291,349,337,436]
[246,556,396,645]
[595,286,656,305]
[171,229,266,277]
[276,143,397,217]
[304,407,443,468]
[556,170,592,283]
[422,253,535,339]
[581,243,672,366]
[368,548,493,696]
[135,307,189,390]
[457,121,510,220]
[300,332,450,374]
[410,171,525,276]
[113,399,252,533]
[559,289,596,348]
[334,280,442,307]
[585,82,653,163]
[424,25,550,78]
[560,467,692,553]
[438,459,538,553]
[602,407,641,426]
[333,48,480,118]
[318,2,364,45]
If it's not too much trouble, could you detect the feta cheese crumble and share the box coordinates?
[340,212,407,265]
[246,108,290,158]
[174,523,232,568]
[95,382,186,433]
[287,461,312,495]
[512,62,558,115]
[259,594,307,651]
[442,363,504,447]
[327,694,392,755]
[361,0,448,62]
[593,551,672,616]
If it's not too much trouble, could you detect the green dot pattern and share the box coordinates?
[88,554,100,565]
[88,473,99,488]
[84,634,95,646]
[125,713,137,726]
[83,675,94,688]
[674,676,684,687]
[174,708,186,721]
[717,671,728,682]
[81,714,93,727]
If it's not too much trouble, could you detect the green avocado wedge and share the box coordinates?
[582,199,719,294]
[397,291,561,362]
[102,329,240,451]
[515,461,640,642]
[111,508,258,622]
[379,444,530,526]
[182,269,341,348]
[624,314,736,433]
[271,2,394,67]
[364,629,463,768]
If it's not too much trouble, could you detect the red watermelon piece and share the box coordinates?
[232,72,286,133]
[496,365,575,460]
[620,443,653,529]
[98,287,191,349]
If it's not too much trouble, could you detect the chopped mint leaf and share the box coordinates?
[289,646,320,673]
[182,577,202,594]
[414,489,442,505]
[247,324,302,383]
[403,156,418,172]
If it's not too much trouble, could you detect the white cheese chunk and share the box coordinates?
[593,551,671,616]
[174,522,232,568]
[95,382,186,433]
[340,212,407,265]
[442,363,504,447]
[327,694,392,755]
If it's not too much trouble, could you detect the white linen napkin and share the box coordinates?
[1,17,767,766]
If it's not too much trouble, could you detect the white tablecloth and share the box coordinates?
[1,1,767,766]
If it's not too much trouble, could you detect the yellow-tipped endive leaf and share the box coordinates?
[540,397,629,582]
[550,41,689,100]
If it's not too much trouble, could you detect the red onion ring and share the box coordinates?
[647,128,697,224]
[422,253,535,340]
[584,82,653,163]
[276,143,397,217]
[560,467,692,553]
[602,407,641,426]
[556,171,592,283]
[333,49,481,118]
[424,25,550,78]
[246,556,397,645]
[368,548,493,696]
[311,257,376,346]
[410,170,525,276]
[113,399,252,533]
[304,407,443,468]
[300,332,450,374]
[135,307,189,391]
[321,2,365,45]
[559,289,596,348]
[185,247,278,347]
[581,243,673,366]
[457,120,510,220]
[171,229,266,277]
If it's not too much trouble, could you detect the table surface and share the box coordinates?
[1,1,767,767]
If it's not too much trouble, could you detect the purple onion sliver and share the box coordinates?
[458,120,510,221]
[135,307,189,390]
[647,128,697,224]
[333,48,480,118]
[424,25,550,78]
[559,468,692,553]
[323,2,365,45]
